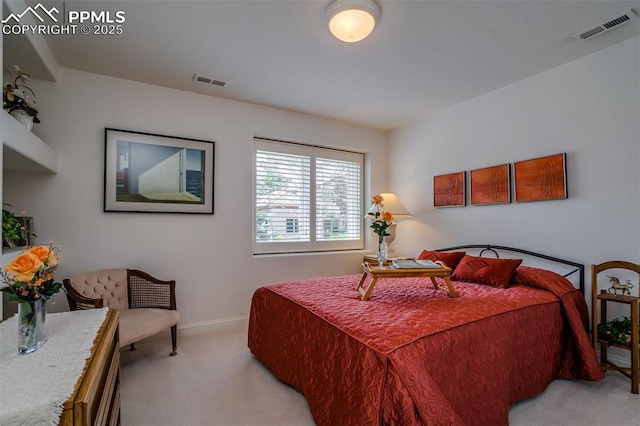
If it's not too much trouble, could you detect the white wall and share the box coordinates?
[389,37,640,292]
[3,68,388,325]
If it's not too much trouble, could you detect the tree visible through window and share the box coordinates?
[254,138,363,254]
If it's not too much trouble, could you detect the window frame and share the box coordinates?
[253,138,364,255]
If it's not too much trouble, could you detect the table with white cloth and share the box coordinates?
[0,307,116,425]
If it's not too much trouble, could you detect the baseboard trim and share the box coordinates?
[179,315,249,335]
[135,315,249,344]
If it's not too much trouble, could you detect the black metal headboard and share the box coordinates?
[436,244,585,295]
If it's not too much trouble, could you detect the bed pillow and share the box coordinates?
[416,250,466,270]
[451,255,522,289]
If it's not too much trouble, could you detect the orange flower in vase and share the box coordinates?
[1,242,62,302]
[367,195,395,244]
[1,241,62,354]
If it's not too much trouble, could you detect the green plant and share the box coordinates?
[2,208,22,242]
[597,316,638,345]
[2,206,35,247]
[3,65,40,122]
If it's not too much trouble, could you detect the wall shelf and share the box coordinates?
[2,111,58,173]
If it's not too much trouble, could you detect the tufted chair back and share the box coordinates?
[65,268,129,310]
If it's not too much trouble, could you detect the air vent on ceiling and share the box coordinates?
[193,74,226,87]
[573,9,638,40]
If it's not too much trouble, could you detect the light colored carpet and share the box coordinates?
[120,321,639,426]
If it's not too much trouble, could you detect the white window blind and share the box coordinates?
[254,138,363,254]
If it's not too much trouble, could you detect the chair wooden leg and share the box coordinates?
[130,343,136,351]
[170,325,178,356]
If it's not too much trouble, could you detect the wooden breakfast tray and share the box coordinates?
[355,262,459,301]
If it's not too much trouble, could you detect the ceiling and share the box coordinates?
[4,0,640,131]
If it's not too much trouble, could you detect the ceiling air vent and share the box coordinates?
[573,9,638,40]
[193,74,226,87]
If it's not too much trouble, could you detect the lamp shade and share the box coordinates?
[365,193,412,217]
[326,0,380,43]
[378,193,411,217]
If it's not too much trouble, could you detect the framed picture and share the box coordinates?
[434,171,466,207]
[470,164,510,205]
[104,128,215,213]
[513,153,567,202]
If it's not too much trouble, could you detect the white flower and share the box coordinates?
[24,98,38,111]
[11,88,26,100]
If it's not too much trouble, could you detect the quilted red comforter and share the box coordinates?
[248,266,603,425]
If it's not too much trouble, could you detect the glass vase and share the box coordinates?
[377,242,388,268]
[18,299,47,354]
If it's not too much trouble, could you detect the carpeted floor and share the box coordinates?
[120,321,639,426]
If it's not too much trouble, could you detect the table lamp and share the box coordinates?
[366,192,411,256]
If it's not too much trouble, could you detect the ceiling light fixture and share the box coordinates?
[325,0,381,43]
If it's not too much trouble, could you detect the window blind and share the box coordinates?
[255,149,310,243]
[316,157,361,241]
[254,138,363,254]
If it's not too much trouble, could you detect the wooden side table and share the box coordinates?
[0,309,120,426]
[591,261,640,394]
[593,291,639,394]
[356,262,459,301]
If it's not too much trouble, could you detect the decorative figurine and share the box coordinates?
[607,276,634,296]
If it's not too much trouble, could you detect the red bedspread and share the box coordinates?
[248,266,603,425]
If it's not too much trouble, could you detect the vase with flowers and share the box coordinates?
[367,194,394,268]
[3,65,40,131]
[1,242,62,354]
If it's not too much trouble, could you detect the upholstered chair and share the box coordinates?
[64,269,180,356]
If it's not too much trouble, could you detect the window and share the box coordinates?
[286,218,299,233]
[254,138,363,254]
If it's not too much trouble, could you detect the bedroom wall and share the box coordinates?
[3,68,388,326]
[389,37,640,295]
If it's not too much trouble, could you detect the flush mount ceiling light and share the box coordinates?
[326,0,381,43]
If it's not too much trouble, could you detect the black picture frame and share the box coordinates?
[104,128,215,214]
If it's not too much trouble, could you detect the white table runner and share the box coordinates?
[0,308,108,426]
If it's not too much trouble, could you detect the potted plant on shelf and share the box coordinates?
[597,316,637,345]
[3,65,40,130]
[2,206,35,248]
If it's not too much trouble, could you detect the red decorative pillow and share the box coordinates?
[416,250,466,270]
[451,255,522,289]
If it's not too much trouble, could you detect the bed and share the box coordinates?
[248,245,604,426]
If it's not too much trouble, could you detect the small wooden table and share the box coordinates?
[356,262,459,301]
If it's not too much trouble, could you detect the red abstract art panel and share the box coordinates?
[470,164,510,205]
[434,172,465,207]
[514,153,567,202]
